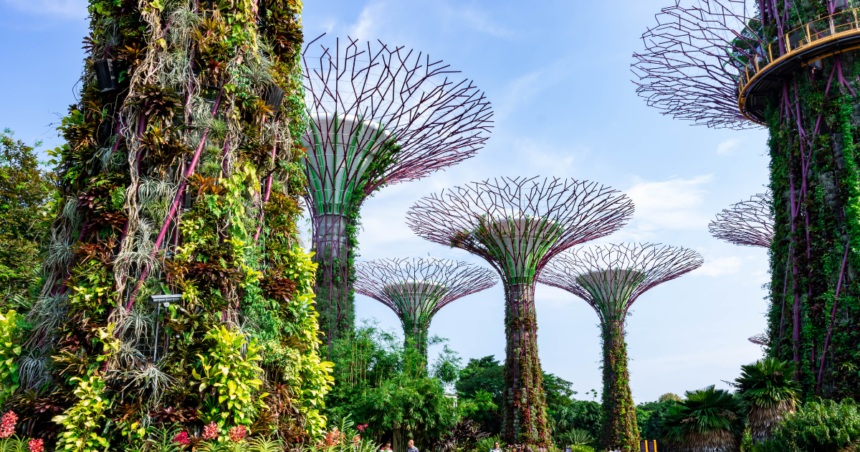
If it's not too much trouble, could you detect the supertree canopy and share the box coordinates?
[709,192,774,248]
[9,0,332,445]
[633,0,860,399]
[407,176,635,446]
[354,257,497,361]
[301,37,493,348]
[539,243,703,451]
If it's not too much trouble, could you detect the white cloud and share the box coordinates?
[440,3,512,38]
[2,0,87,18]
[717,138,742,156]
[626,175,713,230]
[694,256,743,277]
[494,58,574,122]
[349,3,385,40]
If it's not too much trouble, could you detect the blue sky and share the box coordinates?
[0,0,772,402]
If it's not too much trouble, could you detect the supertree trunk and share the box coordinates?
[313,226,355,349]
[600,319,640,451]
[763,53,860,399]
[502,283,550,446]
[402,318,429,364]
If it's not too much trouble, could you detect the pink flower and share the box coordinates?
[0,411,17,438]
[228,426,247,442]
[357,424,368,432]
[173,431,190,445]
[28,439,44,452]
[353,435,361,445]
[202,422,219,440]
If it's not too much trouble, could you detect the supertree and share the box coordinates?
[633,0,860,398]
[406,176,635,445]
[300,37,493,348]
[354,257,497,361]
[709,192,774,248]
[13,0,331,444]
[539,243,703,450]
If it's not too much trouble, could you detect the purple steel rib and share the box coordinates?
[816,244,850,394]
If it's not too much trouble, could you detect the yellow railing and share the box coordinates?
[737,7,860,96]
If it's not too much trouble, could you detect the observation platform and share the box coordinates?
[739,7,860,125]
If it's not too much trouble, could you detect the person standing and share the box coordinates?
[491,442,502,452]
[407,439,419,452]
[381,443,393,452]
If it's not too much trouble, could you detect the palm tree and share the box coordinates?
[734,358,800,443]
[661,385,746,452]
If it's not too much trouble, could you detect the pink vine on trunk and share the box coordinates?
[253,121,278,244]
[124,88,224,311]
[816,244,850,393]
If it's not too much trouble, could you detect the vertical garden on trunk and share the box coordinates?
[1,0,332,445]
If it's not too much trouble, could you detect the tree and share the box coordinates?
[455,355,577,438]
[455,356,505,435]
[551,401,604,448]
[661,385,746,452]
[636,399,677,442]
[659,393,682,403]
[325,325,459,452]
[735,358,800,444]
[0,129,56,311]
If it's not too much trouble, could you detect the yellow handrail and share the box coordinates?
[738,6,860,122]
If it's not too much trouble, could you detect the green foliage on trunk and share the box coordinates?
[763,51,860,400]
[600,320,639,451]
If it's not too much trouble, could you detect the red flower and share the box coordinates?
[202,422,219,440]
[28,439,44,452]
[173,431,190,445]
[0,411,17,438]
[228,426,247,442]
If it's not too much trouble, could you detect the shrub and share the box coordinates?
[754,399,860,452]
[660,385,745,452]
[0,311,22,406]
[568,446,594,452]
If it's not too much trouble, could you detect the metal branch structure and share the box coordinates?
[407,176,635,446]
[709,192,774,248]
[634,0,860,399]
[354,257,497,361]
[749,333,769,346]
[632,0,761,129]
[539,243,703,451]
[301,37,493,347]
